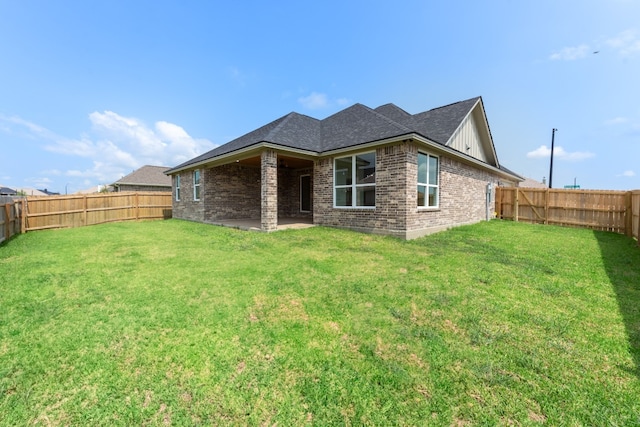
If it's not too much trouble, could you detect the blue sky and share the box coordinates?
[1,0,639,193]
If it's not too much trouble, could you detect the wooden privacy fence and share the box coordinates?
[0,198,21,244]
[632,190,640,242]
[495,187,640,242]
[21,192,172,232]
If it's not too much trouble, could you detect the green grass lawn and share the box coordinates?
[1,219,639,426]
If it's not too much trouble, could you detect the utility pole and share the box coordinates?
[548,128,557,189]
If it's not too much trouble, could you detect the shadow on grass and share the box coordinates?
[595,230,640,378]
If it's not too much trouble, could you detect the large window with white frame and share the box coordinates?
[417,152,439,208]
[175,175,181,201]
[193,170,201,201]
[334,152,376,207]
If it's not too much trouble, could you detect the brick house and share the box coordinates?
[113,165,172,192]
[165,97,522,239]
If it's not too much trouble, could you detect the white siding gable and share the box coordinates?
[447,114,487,162]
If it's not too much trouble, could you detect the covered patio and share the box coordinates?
[202,150,315,232]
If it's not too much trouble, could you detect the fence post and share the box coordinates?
[83,195,88,226]
[21,199,27,233]
[3,203,9,240]
[624,191,632,237]
[135,193,140,220]
[514,188,519,222]
[544,188,550,225]
[636,192,640,246]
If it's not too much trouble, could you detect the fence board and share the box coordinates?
[632,190,640,245]
[22,192,172,232]
[496,187,631,234]
[0,199,22,243]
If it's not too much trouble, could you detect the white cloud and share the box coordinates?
[298,92,329,110]
[526,145,552,158]
[605,29,640,57]
[297,92,352,110]
[550,29,640,62]
[90,111,166,157]
[549,44,590,61]
[526,145,595,161]
[0,112,215,189]
[618,170,636,177]
[605,117,629,125]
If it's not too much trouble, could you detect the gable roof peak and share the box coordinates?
[426,96,481,113]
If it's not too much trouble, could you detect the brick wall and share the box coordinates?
[172,141,503,238]
[313,141,502,239]
[205,164,261,220]
[313,143,412,237]
[405,147,501,238]
[171,171,204,222]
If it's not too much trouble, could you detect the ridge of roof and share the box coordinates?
[373,103,412,123]
[319,103,414,151]
[425,96,481,113]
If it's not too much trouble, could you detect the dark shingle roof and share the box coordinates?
[114,165,171,187]
[410,97,480,144]
[0,186,17,195]
[320,103,414,151]
[167,97,484,173]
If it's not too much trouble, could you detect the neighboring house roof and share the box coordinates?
[166,97,522,181]
[75,184,115,194]
[15,188,48,196]
[0,186,17,196]
[519,177,547,188]
[113,165,171,188]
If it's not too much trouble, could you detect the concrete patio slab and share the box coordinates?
[208,217,314,232]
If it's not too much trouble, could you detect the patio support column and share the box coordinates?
[261,149,278,231]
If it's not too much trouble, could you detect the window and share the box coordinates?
[193,169,201,201]
[334,152,376,207]
[175,175,181,201]
[417,152,439,208]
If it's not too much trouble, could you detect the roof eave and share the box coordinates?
[319,132,521,181]
[164,142,320,175]
[413,134,522,182]
[114,182,171,187]
[165,133,522,182]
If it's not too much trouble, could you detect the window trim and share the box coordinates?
[175,175,181,201]
[333,151,376,209]
[193,169,201,201]
[417,152,439,209]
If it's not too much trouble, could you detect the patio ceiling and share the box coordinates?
[236,154,314,169]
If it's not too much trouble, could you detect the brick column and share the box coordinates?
[261,149,278,231]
